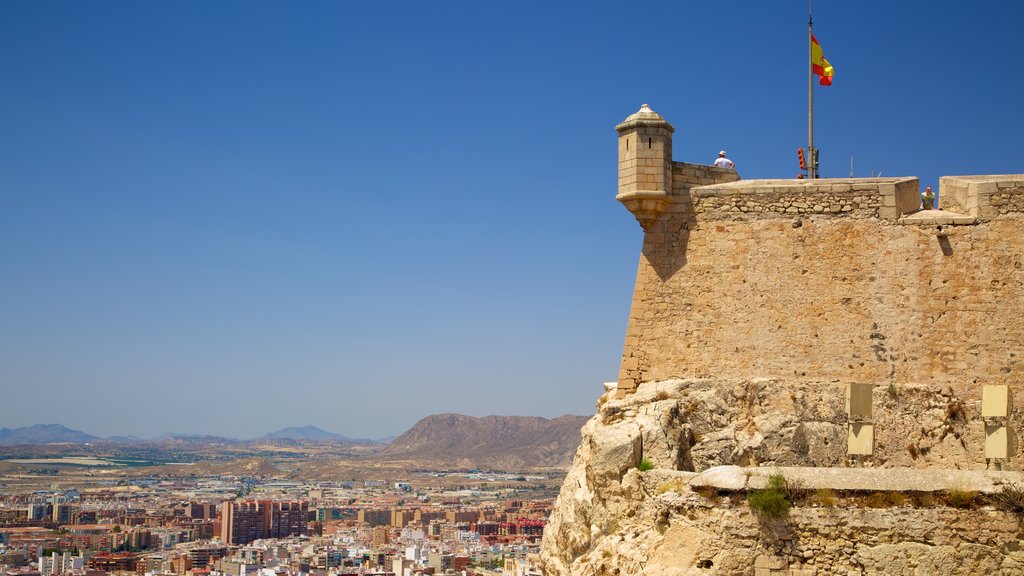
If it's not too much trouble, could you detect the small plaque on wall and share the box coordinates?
[848,422,874,456]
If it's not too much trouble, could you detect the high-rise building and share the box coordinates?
[221,501,263,545]
[356,509,391,528]
[220,501,308,545]
[186,503,217,519]
[370,526,389,547]
[52,504,74,525]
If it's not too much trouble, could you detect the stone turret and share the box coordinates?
[615,104,674,229]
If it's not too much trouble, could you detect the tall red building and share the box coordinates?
[220,501,307,545]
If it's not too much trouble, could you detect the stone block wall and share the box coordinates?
[617,126,672,196]
[683,178,917,221]
[990,177,1024,214]
[597,489,1024,576]
[671,161,740,191]
[616,178,1024,395]
[939,175,1024,218]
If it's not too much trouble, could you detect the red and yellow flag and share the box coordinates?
[811,34,834,86]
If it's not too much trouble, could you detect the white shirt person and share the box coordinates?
[713,150,735,169]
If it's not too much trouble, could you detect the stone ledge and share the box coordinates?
[898,209,978,226]
[692,177,917,196]
[688,465,1024,493]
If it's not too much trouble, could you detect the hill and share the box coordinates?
[377,414,588,469]
[260,425,380,443]
[0,424,98,445]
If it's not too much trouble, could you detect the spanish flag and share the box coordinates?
[811,34,834,86]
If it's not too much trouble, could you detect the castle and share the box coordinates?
[539,105,1024,575]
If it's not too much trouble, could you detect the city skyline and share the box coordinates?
[2,1,1023,438]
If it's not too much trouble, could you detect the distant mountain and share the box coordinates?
[262,425,348,442]
[151,433,239,444]
[377,414,588,469]
[0,424,98,445]
[0,424,385,447]
[103,435,147,443]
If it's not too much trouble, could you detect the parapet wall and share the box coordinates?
[617,175,1024,398]
[671,161,740,190]
[690,177,920,220]
[940,175,1024,217]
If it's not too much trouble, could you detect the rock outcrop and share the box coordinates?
[540,378,1024,576]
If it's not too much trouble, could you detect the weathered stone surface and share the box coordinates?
[695,465,1024,493]
[541,378,1024,575]
[543,109,1024,576]
[542,398,1024,575]
[618,211,1024,395]
[690,465,749,490]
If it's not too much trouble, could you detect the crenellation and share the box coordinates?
[687,180,893,220]
[940,175,1024,217]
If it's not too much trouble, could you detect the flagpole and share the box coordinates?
[808,0,815,178]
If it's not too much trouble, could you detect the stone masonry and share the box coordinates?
[538,105,1024,576]
[613,105,1024,404]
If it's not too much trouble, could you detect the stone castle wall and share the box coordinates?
[688,178,919,220]
[940,175,1024,217]
[617,176,1024,403]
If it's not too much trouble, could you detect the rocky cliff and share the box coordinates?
[539,378,1024,576]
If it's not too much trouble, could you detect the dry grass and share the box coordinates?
[944,488,979,509]
[813,488,836,507]
[693,485,718,499]
[658,478,687,494]
[991,484,1024,512]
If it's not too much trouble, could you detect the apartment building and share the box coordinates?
[220,501,308,545]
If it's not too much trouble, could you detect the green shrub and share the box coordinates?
[748,489,790,517]
[747,474,791,517]
[766,473,787,491]
[636,458,654,472]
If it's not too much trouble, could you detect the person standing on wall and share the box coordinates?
[713,150,735,169]
[921,185,935,210]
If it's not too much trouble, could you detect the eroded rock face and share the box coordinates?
[540,378,1024,576]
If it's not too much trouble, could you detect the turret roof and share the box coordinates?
[615,104,674,133]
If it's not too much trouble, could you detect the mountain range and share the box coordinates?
[0,424,377,446]
[0,416,588,464]
[0,424,99,445]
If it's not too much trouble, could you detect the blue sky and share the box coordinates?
[2,1,1022,438]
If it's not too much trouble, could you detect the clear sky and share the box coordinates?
[2,1,1022,439]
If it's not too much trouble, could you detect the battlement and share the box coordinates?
[939,174,1024,217]
[614,105,1024,417]
[689,177,921,220]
